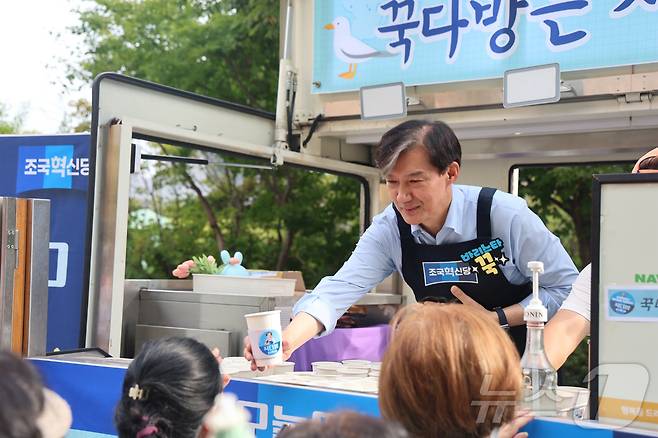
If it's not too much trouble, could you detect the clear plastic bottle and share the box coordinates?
[520,321,558,415]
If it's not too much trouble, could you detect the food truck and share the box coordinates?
[2,0,658,436]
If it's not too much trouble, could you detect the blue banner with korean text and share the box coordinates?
[32,359,380,437]
[0,134,91,351]
[313,0,658,93]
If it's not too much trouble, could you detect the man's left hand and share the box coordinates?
[450,285,498,322]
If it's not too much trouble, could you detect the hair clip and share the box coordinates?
[128,384,146,401]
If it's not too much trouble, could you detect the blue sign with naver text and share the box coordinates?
[313,0,658,93]
[1,134,91,351]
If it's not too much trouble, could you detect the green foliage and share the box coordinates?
[125,145,362,287]
[191,255,221,275]
[518,163,630,386]
[69,0,279,111]
[518,163,628,268]
[59,98,92,133]
[0,103,22,134]
[72,0,362,288]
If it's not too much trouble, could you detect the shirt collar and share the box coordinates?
[410,185,464,239]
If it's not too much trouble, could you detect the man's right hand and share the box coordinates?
[243,336,293,371]
[244,312,323,370]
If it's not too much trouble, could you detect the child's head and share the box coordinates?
[115,337,222,438]
[276,411,408,438]
[0,351,72,438]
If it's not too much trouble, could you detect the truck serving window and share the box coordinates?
[127,141,363,288]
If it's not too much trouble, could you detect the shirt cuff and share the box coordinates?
[292,294,337,338]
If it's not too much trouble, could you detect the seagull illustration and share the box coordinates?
[324,16,393,79]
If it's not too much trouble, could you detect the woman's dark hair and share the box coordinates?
[276,411,409,438]
[374,120,462,175]
[0,351,45,438]
[115,337,221,438]
[638,155,658,171]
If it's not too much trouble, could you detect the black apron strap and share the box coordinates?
[476,187,496,239]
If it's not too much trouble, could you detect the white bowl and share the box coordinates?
[311,361,341,368]
[342,359,371,367]
[273,362,295,374]
[312,361,342,375]
[337,367,369,379]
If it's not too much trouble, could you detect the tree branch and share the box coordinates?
[276,228,296,270]
[183,169,225,251]
[158,143,225,251]
[549,194,568,214]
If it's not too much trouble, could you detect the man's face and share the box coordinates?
[385,145,459,235]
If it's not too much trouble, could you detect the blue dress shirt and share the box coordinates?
[293,184,578,336]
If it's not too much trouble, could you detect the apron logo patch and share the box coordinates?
[459,239,507,276]
[423,261,478,286]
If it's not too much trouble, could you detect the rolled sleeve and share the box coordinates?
[292,293,339,336]
[291,208,398,337]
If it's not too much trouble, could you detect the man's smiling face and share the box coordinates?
[385,145,459,236]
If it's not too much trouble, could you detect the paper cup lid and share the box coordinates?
[244,310,281,319]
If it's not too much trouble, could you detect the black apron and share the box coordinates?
[394,187,531,354]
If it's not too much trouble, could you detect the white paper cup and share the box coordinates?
[245,310,283,366]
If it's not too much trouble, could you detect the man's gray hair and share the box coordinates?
[374,120,462,176]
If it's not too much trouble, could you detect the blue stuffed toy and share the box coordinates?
[219,250,250,277]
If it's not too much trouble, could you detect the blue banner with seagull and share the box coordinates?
[313,0,658,94]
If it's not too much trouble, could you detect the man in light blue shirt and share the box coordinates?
[294,183,577,334]
[245,120,578,365]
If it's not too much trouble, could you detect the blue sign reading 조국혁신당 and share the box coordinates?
[423,261,478,286]
[313,0,658,94]
[1,134,91,351]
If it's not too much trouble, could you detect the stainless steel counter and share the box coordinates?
[121,279,403,358]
